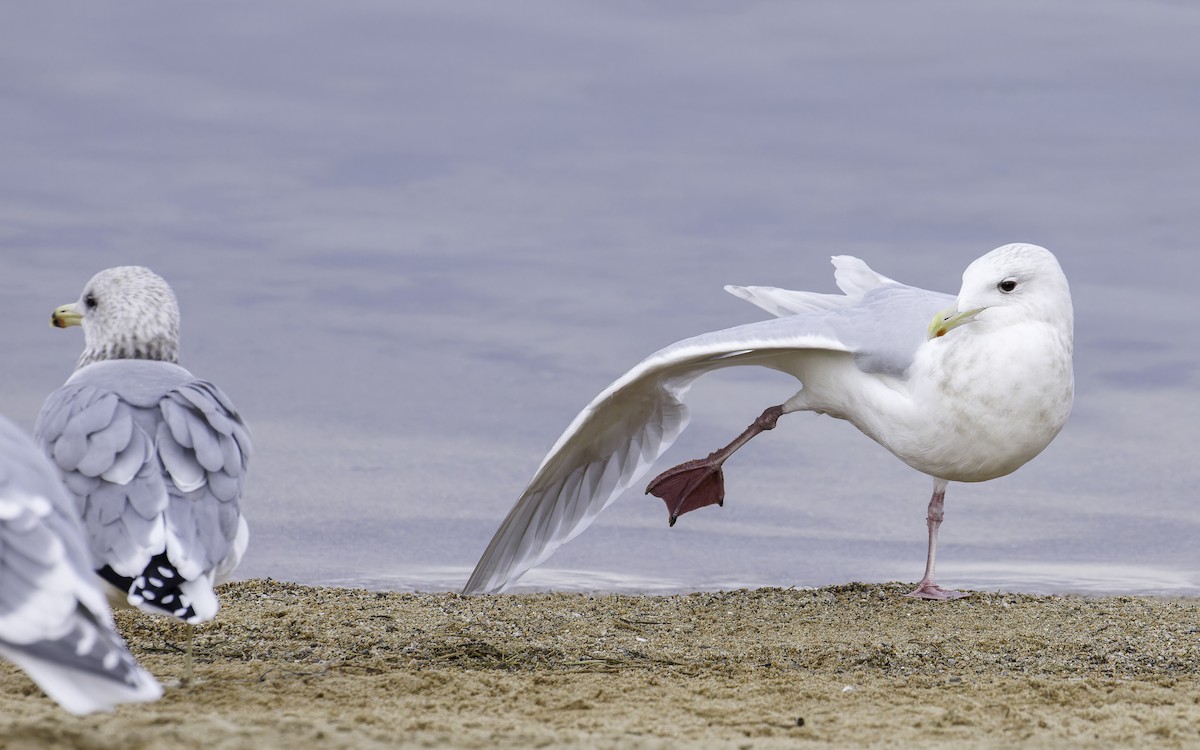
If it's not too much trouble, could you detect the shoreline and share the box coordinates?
[2,579,1197,748]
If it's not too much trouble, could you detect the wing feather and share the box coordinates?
[100,430,150,485]
[75,412,133,479]
[161,399,194,448]
[157,422,206,493]
[188,417,225,474]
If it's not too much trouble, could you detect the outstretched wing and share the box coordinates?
[463,314,854,595]
[463,258,953,595]
[35,360,251,623]
[0,416,161,714]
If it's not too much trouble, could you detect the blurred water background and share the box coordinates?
[1,2,1196,596]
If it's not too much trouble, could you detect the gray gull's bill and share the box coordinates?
[0,413,162,713]
[464,243,1074,598]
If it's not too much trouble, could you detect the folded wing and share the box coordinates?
[0,416,161,714]
[35,361,251,623]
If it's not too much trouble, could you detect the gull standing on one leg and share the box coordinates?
[35,266,251,680]
[464,243,1073,598]
[0,413,161,713]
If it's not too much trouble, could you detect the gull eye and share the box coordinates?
[84,293,98,309]
[997,279,1017,293]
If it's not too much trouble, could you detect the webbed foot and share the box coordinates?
[904,581,970,600]
[645,457,726,526]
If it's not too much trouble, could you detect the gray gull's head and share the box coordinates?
[51,266,181,368]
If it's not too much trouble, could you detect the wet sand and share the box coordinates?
[1,579,1197,749]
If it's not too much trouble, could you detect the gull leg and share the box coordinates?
[183,623,194,686]
[905,480,969,600]
[646,404,785,526]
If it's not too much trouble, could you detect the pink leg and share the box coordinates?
[905,480,969,600]
[646,405,784,526]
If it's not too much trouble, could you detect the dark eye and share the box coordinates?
[84,293,98,309]
[997,279,1017,293]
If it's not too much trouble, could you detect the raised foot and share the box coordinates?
[904,582,971,601]
[645,457,725,526]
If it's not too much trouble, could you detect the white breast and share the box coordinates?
[895,321,1074,482]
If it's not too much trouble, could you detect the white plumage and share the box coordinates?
[465,244,1073,597]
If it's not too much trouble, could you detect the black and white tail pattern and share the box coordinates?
[99,553,197,623]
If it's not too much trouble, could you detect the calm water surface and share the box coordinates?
[1,2,1196,596]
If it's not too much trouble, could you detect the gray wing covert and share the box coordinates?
[727,265,954,379]
[35,375,252,586]
[158,380,252,581]
[827,285,954,377]
[35,384,165,576]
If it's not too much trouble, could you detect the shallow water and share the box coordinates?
[0,2,1196,596]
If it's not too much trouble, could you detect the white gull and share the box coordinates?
[464,243,1074,598]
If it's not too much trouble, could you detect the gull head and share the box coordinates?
[928,243,1073,341]
[51,266,181,368]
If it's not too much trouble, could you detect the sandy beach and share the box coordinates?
[1,579,1197,749]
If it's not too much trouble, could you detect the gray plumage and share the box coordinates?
[726,256,956,377]
[0,414,161,714]
[36,266,251,625]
